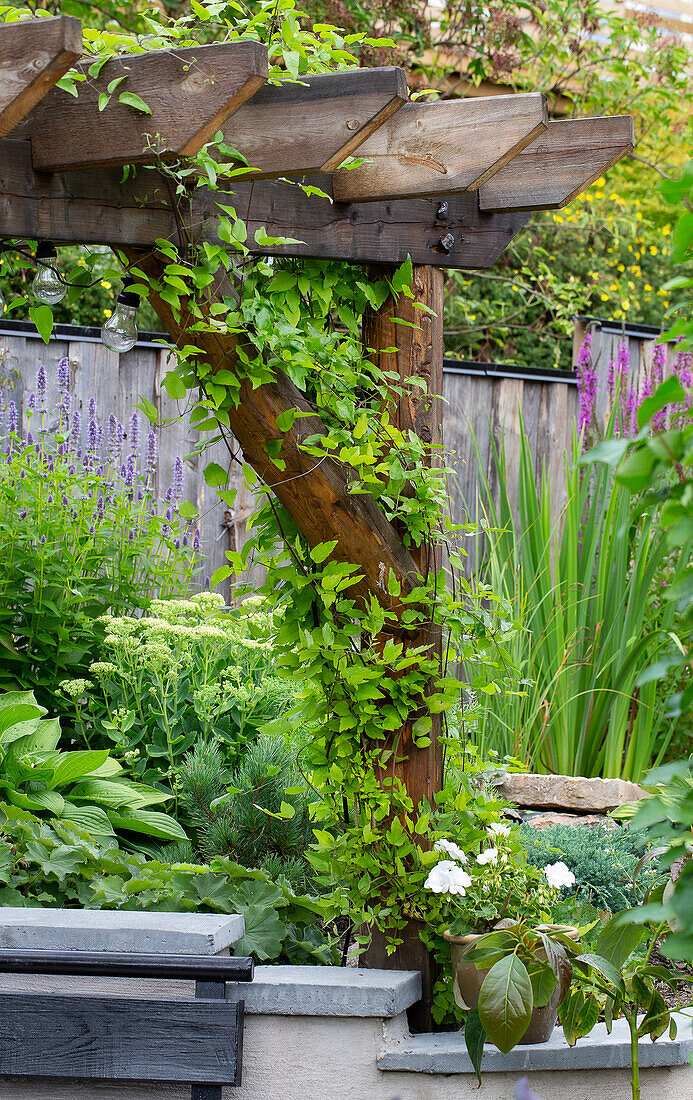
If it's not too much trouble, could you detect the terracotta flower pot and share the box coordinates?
[444,924,578,1046]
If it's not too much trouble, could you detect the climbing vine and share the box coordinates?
[2,0,517,969]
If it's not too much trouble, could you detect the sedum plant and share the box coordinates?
[61,593,298,789]
[0,689,184,846]
[0,360,199,714]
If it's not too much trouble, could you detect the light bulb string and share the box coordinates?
[0,241,117,291]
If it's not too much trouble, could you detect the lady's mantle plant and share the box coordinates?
[0,360,199,714]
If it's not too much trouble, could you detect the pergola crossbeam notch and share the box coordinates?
[331,93,549,203]
[0,15,82,139]
[222,66,409,178]
[478,115,635,212]
[28,40,269,172]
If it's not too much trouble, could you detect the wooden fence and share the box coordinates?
[0,316,663,591]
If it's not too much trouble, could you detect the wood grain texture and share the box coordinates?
[0,141,529,268]
[29,40,268,171]
[362,264,445,1030]
[0,15,81,139]
[333,93,548,202]
[479,115,634,212]
[224,66,408,177]
[0,992,242,1084]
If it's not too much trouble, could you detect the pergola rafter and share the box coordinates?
[0,15,635,1020]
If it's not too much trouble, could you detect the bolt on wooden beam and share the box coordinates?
[0,15,82,139]
[332,92,548,203]
[478,115,634,212]
[28,39,268,172]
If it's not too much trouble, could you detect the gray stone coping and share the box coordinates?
[377,1013,693,1073]
[225,965,421,1017]
[0,908,245,955]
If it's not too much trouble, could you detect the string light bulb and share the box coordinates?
[101,285,139,354]
[32,242,67,305]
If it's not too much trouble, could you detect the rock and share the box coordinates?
[524,812,619,831]
[496,773,648,813]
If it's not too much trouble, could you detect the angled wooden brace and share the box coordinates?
[478,115,634,212]
[223,66,408,178]
[0,15,82,139]
[28,39,268,171]
[331,92,548,202]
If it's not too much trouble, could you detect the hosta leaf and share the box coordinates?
[107,808,187,841]
[49,750,110,789]
[60,802,115,836]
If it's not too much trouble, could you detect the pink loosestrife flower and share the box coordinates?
[575,332,597,444]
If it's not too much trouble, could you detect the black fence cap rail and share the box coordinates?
[575,314,662,341]
[0,318,169,349]
[443,357,576,385]
[0,948,253,982]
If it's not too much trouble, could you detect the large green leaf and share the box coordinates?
[478,954,533,1054]
[60,802,115,837]
[6,788,65,815]
[527,960,558,1008]
[560,987,601,1046]
[574,953,626,998]
[107,808,187,841]
[464,1005,486,1085]
[594,919,644,970]
[49,750,110,790]
[10,717,61,753]
[232,904,286,961]
[68,779,148,809]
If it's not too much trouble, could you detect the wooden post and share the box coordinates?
[361,264,445,1030]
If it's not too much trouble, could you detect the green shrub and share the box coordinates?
[177,735,313,877]
[0,809,337,965]
[0,689,184,847]
[521,822,654,913]
[0,359,198,714]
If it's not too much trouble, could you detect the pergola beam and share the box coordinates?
[331,93,548,202]
[28,40,268,171]
[0,140,528,269]
[223,66,408,177]
[478,115,634,212]
[0,15,81,139]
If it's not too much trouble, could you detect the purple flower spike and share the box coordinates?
[128,529,135,543]
[27,392,36,411]
[40,535,46,545]
[87,417,98,452]
[574,332,597,445]
[36,364,46,407]
[172,455,184,501]
[652,342,666,387]
[617,340,629,379]
[145,429,157,487]
[182,534,188,548]
[19,509,27,520]
[124,453,135,491]
[26,431,34,445]
[57,357,70,393]
[204,575,210,589]
[89,524,95,534]
[7,401,18,435]
[88,397,97,422]
[70,409,81,448]
[192,528,201,552]
[129,411,140,454]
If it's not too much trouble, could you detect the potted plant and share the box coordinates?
[424,824,580,1060]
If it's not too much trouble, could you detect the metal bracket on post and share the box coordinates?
[192,978,233,1100]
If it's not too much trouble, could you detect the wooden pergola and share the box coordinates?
[0,14,633,1019]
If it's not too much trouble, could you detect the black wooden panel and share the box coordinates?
[0,949,252,982]
[0,993,242,1084]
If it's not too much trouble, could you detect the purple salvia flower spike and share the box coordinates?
[36,364,46,407]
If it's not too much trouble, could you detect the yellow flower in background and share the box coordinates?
[103,309,112,318]
[663,225,671,236]
[645,283,653,291]
[101,280,112,289]
[650,245,658,255]
[621,299,630,310]
[617,263,625,272]
[595,177,606,187]
[627,280,636,290]
[553,214,564,223]
[600,293,609,301]
[78,258,87,267]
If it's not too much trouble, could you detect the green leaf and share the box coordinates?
[310,541,338,564]
[560,987,600,1046]
[60,802,115,836]
[478,954,533,1054]
[203,462,228,488]
[527,960,558,1008]
[179,500,198,520]
[29,304,54,345]
[49,750,110,790]
[637,375,687,430]
[574,953,626,997]
[118,91,152,115]
[107,808,187,841]
[163,370,188,400]
[464,1005,486,1085]
[593,918,643,970]
[135,396,159,425]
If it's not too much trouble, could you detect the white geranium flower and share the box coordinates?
[476,847,498,866]
[488,822,511,838]
[544,861,576,890]
[434,839,467,863]
[424,860,472,896]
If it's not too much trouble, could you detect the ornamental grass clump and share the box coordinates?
[0,359,200,714]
